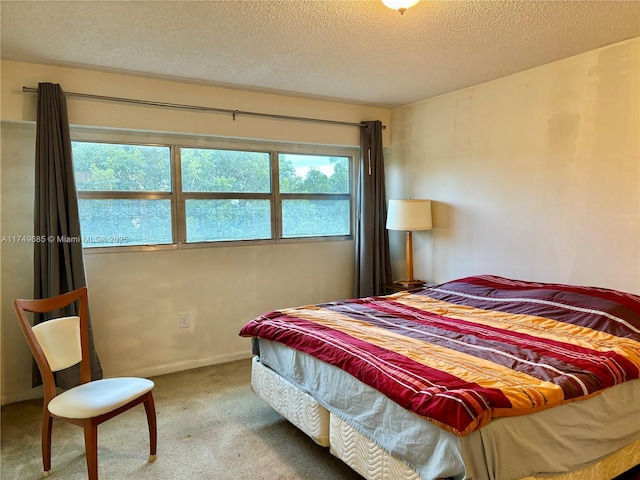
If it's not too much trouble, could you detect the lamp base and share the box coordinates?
[395,279,426,287]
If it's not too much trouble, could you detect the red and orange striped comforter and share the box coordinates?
[239,275,640,436]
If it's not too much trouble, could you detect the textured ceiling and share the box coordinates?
[1,1,639,108]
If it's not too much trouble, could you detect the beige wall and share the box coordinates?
[2,60,390,146]
[4,35,639,403]
[1,61,391,404]
[386,37,640,293]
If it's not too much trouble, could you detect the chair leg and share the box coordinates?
[144,392,158,462]
[41,409,53,477]
[83,422,99,480]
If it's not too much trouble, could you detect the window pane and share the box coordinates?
[72,142,171,192]
[279,154,349,194]
[182,148,270,193]
[282,199,350,238]
[78,199,172,247]
[185,199,271,242]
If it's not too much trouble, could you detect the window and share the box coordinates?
[181,148,272,242]
[71,138,354,250]
[72,142,174,247]
[278,154,351,238]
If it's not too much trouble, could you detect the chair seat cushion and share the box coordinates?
[48,377,154,419]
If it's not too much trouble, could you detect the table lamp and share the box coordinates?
[386,199,432,287]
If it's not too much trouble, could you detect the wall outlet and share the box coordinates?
[179,313,190,329]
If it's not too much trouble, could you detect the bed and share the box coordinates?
[239,275,640,480]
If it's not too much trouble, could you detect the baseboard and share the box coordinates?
[0,351,253,406]
[107,350,254,380]
[1,386,45,406]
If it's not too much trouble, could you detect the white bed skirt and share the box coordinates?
[329,413,423,480]
[251,355,330,446]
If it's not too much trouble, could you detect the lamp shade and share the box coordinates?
[386,199,432,231]
[381,0,420,13]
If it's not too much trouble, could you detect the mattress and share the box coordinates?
[254,339,640,480]
[242,275,640,480]
[241,275,640,439]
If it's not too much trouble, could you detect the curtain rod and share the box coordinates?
[22,86,383,129]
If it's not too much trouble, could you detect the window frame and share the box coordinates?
[70,128,357,253]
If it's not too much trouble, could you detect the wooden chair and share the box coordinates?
[13,287,157,479]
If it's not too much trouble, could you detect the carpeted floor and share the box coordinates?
[1,359,362,480]
[2,359,639,480]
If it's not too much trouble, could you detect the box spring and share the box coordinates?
[251,357,640,480]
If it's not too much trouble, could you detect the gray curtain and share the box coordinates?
[354,120,392,297]
[34,82,103,388]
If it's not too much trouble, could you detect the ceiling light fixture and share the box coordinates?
[381,0,420,15]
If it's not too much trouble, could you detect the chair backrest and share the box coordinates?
[32,316,82,372]
[14,288,91,402]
